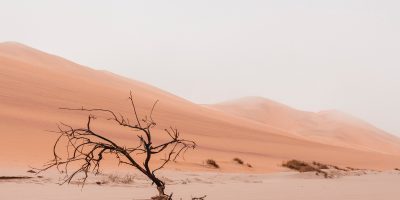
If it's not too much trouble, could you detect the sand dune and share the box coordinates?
[209,96,400,154]
[1,42,400,172]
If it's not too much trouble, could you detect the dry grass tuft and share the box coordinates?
[233,158,244,165]
[206,159,220,169]
[282,160,329,178]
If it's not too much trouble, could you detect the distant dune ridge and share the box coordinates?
[210,96,400,154]
[1,41,400,172]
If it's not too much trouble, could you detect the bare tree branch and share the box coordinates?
[38,91,196,199]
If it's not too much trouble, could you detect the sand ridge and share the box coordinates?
[1,42,400,173]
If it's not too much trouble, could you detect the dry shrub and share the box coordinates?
[282,160,328,178]
[37,92,196,197]
[233,158,244,165]
[206,159,219,169]
[283,160,315,172]
[246,163,253,168]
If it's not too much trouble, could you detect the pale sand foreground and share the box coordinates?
[1,170,400,200]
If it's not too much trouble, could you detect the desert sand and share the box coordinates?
[1,42,400,199]
[1,169,400,200]
[209,96,400,154]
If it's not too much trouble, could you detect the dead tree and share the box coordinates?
[38,92,196,199]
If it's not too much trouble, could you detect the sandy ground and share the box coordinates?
[1,170,400,200]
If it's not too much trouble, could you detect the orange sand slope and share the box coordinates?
[209,97,400,155]
[1,42,400,172]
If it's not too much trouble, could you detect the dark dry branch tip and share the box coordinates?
[0,176,33,180]
[37,91,196,198]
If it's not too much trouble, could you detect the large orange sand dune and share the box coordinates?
[209,96,400,154]
[1,42,400,172]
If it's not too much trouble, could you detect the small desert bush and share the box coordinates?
[233,158,244,165]
[395,168,400,171]
[206,159,220,168]
[246,163,253,168]
[283,160,316,172]
[282,159,328,178]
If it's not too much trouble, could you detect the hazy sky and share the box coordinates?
[1,0,399,135]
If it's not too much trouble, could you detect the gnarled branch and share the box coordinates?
[38,91,196,198]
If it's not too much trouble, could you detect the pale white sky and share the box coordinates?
[1,0,399,135]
